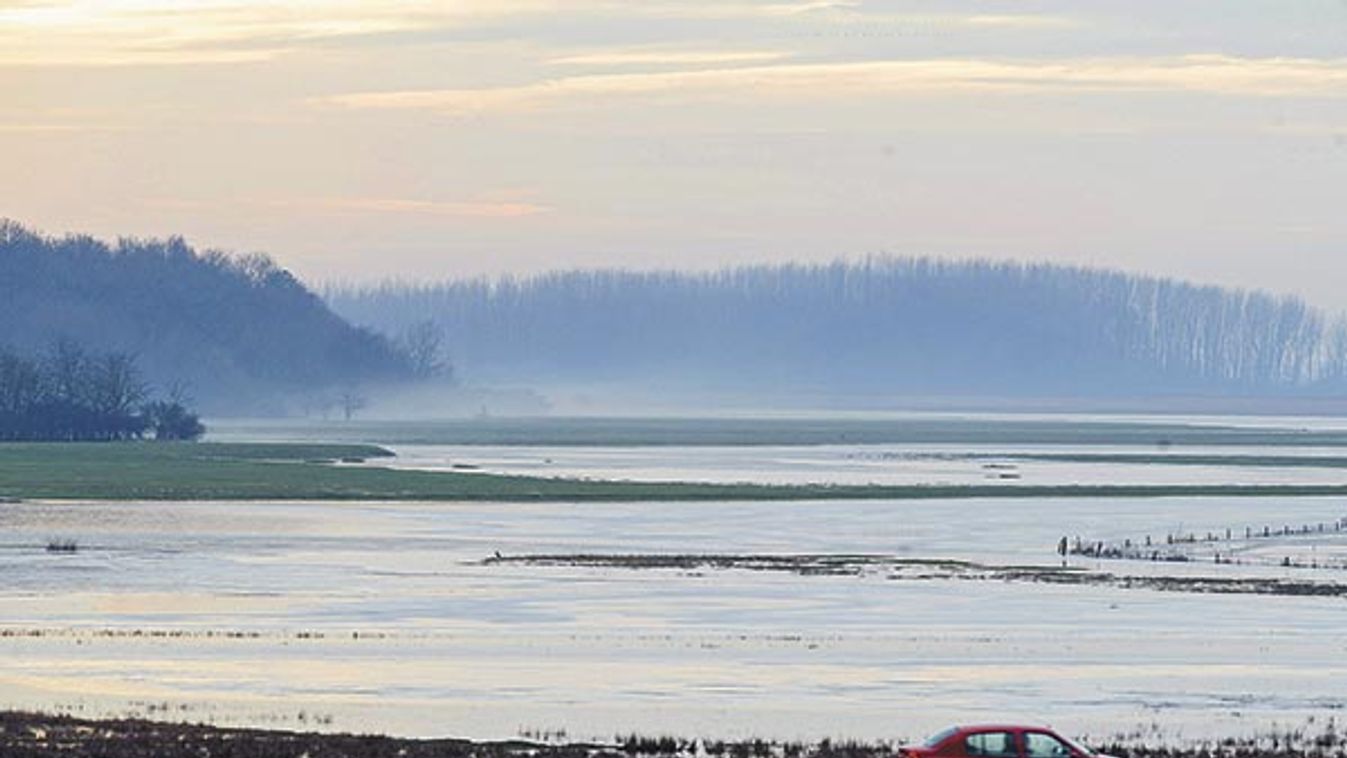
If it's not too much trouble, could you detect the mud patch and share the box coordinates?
[485,553,1347,598]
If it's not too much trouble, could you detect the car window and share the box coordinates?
[924,727,961,748]
[966,732,1018,757]
[1024,733,1073,758]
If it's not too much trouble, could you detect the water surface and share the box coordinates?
[4,494,1346,742]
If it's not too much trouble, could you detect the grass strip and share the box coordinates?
[6,442,1347,501]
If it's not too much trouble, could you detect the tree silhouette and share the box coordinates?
[0,220,418,413]
[326,258,1347,398]
[399,319,452,381]
[0,342,202,441]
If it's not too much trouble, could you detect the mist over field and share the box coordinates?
[327,259,1347,412]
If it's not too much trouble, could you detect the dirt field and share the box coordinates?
[3,711,1346,758]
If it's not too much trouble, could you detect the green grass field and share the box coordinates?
[6,442,1347,502]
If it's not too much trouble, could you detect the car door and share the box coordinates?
[962,730,1021,758]
[1023,731,1078,758]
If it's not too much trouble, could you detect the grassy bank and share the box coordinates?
[6,442,1347,501]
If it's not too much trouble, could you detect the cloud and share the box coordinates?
[266,196,553,219]
[962,14,1079,30]
[638,4,1078,29]
[0,0,579,66]
[0,122,121,132]
[549,50,791,67]
[0,2,1086,67]
[137,194,553,219]
[634,1,862,19]
[0,2,1084,68]
[316,55,1347,115]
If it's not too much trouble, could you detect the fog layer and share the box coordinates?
[327,259,1345,408]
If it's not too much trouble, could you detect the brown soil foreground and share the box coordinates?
[3,712,1347,758]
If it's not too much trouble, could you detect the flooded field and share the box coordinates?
[364,442,1347,488]
[4,416,1347,743]
[212,414,1347,489]
[4,489,1347,742]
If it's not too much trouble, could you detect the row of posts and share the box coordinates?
[1056,516,1347,569]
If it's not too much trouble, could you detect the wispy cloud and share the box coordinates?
[0,2,1081,67]
[266,196,552,219]
[962,14,1078,30]
[549,50,791,67]
[317,55,1347,115]
[636,3,1080,30]
[0,0,577,66]
[631,1,862,19]
[138,194,553,219]
[0,122,91,132]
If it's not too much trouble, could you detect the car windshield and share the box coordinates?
[923,727,961,748]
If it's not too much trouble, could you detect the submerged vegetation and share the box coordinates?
[487,553,1347,598]
[43,538,78,553]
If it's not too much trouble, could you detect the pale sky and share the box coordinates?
[4,1,1347,306]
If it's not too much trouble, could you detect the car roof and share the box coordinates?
[950,725,1055,733]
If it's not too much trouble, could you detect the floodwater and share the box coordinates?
[5,415,1347,744]
[369,442,1347,487]
[213,413,1347,487]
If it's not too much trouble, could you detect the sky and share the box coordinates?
[3,0,1347,306]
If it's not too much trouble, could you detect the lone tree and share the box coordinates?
[398,320,453,382]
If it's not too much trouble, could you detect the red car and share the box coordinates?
[901,725,1111,758]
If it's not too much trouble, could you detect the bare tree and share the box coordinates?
[399,319,452,381]
[45,338,88,405]
[88,352,148,416]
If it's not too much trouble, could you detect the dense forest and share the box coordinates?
[326,259,1347,401]
[0,221,419,413]
[0,341,203,441]
[11,215,1338,412]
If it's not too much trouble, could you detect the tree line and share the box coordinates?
[0,221,419,414]
[0,341,204,441]
[325,258,1347,398]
